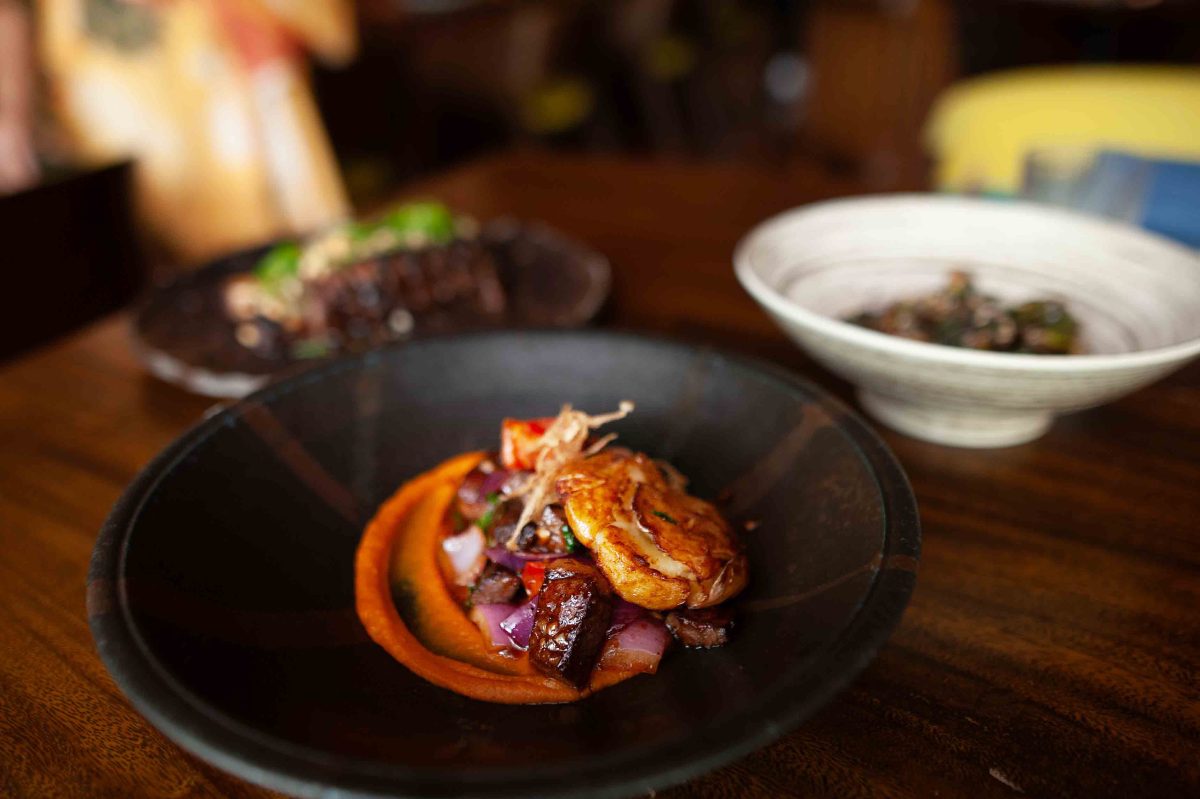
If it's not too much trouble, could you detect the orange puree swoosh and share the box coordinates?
[356,451,638,704]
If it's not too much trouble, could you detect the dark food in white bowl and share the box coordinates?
[735,194,1200,447]
[847,271,1081,354]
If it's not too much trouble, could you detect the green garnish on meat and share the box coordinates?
[254,201,455,290]
[652,510,678,524]
[383,201,456,244]
[255,242,301,290]
[289,338,332,360]
[345,219,381,242]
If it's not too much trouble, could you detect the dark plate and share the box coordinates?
[89,331,920,799]
[133,220,611,397]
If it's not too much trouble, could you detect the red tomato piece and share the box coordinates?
[521,561,548,596]
[500,417,555,470]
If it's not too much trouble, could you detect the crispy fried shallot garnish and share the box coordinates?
[503,401,634,549]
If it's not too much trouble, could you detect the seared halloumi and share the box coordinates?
[556,449,748,610]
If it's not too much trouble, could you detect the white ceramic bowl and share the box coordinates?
[734,195,1200,447]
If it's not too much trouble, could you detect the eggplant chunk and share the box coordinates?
[471,562,523,605]
[528,560,613,686]
[513,503,572,554]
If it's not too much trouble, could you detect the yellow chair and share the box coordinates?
[924,66,1200,195]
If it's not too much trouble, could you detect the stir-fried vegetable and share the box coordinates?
[499,598,538,649]
[847,271,1081,354]
[1011,300,1079,354]
[441,526,486,586]
[470,604,517,651]
[599,617,671,674]
[484,546,562,573]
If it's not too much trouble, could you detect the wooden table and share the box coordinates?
[3,151,1198,798]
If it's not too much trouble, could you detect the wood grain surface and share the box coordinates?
[2,151,1198,798]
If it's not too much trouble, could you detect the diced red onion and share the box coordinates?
[509,549,568,561]
[483,547,525,573]
[470,603,517,650]
[480,468,516,498]
[499,596,538,650]
[456,470,490,517]
[442,527,486,586]
[608,599,647,633]
[458,473,484,501]
[485,546,564,573]
[601,618,670,674]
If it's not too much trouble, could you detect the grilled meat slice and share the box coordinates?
[310,241,505,344]
[228,237,506,359]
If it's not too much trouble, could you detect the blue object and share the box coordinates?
[1140,158,1200,249]
[1020,149,1200,249]
[1086,152,1200,249]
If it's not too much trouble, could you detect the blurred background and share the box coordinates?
[2,0,1199,361]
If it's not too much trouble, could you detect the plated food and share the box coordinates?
[134,208,609,398]
[356,403,749,703]
[847,271,1081,354]
[224,202,506,361]
[90,330,919,798]
[736,194,1200,447]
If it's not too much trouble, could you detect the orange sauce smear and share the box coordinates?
[355,451,636,704]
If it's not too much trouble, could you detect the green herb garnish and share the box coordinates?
[254,241,301,290]
[652,510,678,524]
[345,219,382,242]
[561,525,578,551]
[383,201,455,244]
[289,337,332,360]
[476,492,501,531]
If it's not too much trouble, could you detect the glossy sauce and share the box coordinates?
[355,451,636,704]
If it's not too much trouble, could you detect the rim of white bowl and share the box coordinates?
[734,193,1200,372]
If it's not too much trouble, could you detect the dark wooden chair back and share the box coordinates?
[0,161,145,362]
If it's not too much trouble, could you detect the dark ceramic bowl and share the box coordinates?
[133,220,611,398]
[89,330,920,799]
